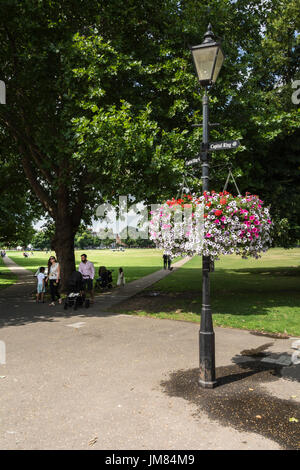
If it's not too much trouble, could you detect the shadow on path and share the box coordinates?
[161,362,300,450]
[0,255,190,328]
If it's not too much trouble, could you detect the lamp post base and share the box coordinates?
[199,329,217,388]
[198,378,217,389]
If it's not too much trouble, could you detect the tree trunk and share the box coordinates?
[51,219,76,292]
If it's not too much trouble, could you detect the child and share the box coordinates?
[117,267,125,287]
[36,267,46,303]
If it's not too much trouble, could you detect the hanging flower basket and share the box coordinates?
[149,191,272,259]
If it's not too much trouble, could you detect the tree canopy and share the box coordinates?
[0,0,299,282]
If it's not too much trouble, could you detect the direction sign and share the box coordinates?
[185,157,202,166]
[209,140,240,151]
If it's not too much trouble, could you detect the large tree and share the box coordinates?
[0,0,186,286]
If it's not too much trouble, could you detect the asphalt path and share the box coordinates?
[0,256,299,449]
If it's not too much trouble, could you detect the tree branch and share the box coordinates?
[17,140,56,217]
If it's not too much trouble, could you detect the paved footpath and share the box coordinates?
[0,256,299,450]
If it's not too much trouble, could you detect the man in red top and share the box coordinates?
[78,254,95,303]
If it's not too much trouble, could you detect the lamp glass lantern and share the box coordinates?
[190,28,224,86]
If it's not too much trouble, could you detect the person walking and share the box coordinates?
[46,256,62,306]
[78,254,95,303]
[163,253,168,270]
[163,252,173,270]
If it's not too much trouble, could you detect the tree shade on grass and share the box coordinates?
[0,257,17,290]
[111,248,300,337]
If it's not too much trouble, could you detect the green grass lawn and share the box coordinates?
[0,257,17,290]
[6,248,168,285]
[5,247,300,336]
[112,248,300,337]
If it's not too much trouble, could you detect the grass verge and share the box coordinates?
[0,257,17,290]
[110,248,300,337]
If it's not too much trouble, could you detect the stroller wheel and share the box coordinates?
[85,299,90,309]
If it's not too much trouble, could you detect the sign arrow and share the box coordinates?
[185,157,202,166]
[209,140,240,151]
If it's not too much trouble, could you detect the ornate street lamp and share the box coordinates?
[190,24,224,87]
[190,24,224,389]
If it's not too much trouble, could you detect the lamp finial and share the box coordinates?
[203,24,215,43]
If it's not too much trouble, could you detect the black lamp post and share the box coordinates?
[190,24,224,388]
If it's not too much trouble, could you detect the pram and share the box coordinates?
[95,266,113,290]
[64,271,89,310]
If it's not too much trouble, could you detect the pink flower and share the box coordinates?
[206,233,211,238]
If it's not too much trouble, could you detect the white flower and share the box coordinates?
[149,193,272,259]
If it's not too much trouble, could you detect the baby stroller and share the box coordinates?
[64,271,89,310]
[95,266,113,290]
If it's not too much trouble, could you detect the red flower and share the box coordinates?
[215,210,223,216]
[220,198,227,205]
